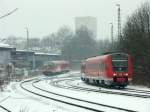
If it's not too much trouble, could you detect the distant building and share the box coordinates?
[0,43,15,66]
[11,49,62,69]
[75,16,97,38]
[11,50,35,69]
[35,53,62,68]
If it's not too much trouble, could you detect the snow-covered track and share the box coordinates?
[33,79,136,112]
[51,77,150,98]
[0,96,11,112]
[20,78,137,112]
[20,79,104,112]
[124,88,150,94]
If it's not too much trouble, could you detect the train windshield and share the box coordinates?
[111,54,128,72]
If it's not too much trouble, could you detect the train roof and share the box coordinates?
[102,51,127,55]
[85,55,109,62]
[84,53,129,62]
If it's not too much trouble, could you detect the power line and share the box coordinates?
[0,8,18,19]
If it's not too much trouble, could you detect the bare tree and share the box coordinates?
[120,2,150,86]
[62,27,97,61]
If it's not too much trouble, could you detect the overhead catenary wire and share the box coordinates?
[0,8,18,19]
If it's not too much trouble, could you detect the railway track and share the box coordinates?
[0,96,11,112]
[20,78,136,112]
[20,79,104,112]
[50,77,150,98]
[124,88,150,94]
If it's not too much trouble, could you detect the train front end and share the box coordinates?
[110,53,132,87]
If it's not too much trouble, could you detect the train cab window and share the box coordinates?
[112,60,128,67]
[111,53,128,72]
[113,66,128,72]
[112,60,128,72]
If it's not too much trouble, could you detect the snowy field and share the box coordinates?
[0,71,150,112]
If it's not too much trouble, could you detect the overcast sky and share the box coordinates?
[0,0,148,40]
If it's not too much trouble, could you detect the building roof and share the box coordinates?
[35,52,61,56]
[0,43,15,50]
[15,50,35,53]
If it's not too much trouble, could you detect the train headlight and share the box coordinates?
[113,73,117,76]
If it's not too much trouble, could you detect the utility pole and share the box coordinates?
[25,28,29,50]
[147,15,149,33]
[116,4,121,41]
[110,23,114,46]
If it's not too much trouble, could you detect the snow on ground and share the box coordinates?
[0,88,11,112]
[68,79,150,96]
[37,82,150,112]
[0,72,87,112]
[36,73,150,112]
[0,71,150,112]
[0,83,81,112]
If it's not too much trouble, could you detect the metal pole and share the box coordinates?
[110,23,114,46]
[25,28,29,50]
[116,4,121,41]
[148,15,149,33]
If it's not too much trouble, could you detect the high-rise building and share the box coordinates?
[75,16,97,38]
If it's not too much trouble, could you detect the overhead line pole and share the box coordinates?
[25,28,29,50]
[110,23,114,46]
[116,4,121,41]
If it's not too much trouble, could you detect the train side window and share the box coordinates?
[103,62,107,70]
[102,62,104,71]
[99,63,102,70]
[105,63,108,70]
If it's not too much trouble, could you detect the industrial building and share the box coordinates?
[34,52,62,68]
[0,44,15,66]
[11,50,35,69]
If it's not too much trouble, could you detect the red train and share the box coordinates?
[81,53,132,88]
[43,60,70,75]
